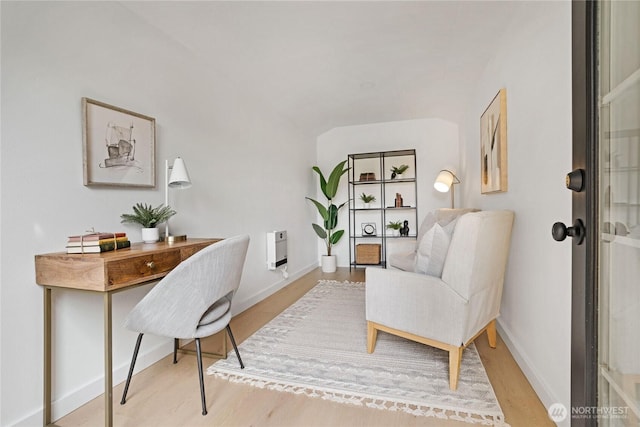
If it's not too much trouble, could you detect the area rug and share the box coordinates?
[207,280,507,425]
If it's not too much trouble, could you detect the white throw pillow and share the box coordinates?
[415,225,436,274]
[414,218,457,277]
[415,208,479,252]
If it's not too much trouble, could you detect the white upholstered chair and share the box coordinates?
[366,210,514,390]
[120,234,250,416]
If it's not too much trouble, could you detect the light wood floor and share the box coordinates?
[57,268,553,426]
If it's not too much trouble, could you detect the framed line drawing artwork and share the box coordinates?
[480,88,507,194]
[82,98,156,187]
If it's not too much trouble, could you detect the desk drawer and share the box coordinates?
[107,250,181,287]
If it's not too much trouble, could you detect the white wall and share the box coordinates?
[316,118,459,267]
[460,1,572,418]
[0,3,318,425]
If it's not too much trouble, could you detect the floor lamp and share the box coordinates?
[165,157,192,243]
[434,169,460,209]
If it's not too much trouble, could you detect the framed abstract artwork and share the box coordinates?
[480,89,507,194]
[82,98,156,187]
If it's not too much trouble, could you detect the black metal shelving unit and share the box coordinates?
[347,149,418,270]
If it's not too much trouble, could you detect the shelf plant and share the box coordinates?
[306,160,349,271]
[386,220,402,236]
[390,164,409,179]
[386,220,402,230]
[359,193,376,205]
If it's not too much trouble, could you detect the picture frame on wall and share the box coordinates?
[480,88,507,194]
[82,98,156,187]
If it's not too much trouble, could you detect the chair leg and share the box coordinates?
[367,321,378,353]
[173,338,179,364]
[226,325,244,369]
[486,319,497,348]
[195,338,208,416]
[448,346,463,391]
[120,333,144,405]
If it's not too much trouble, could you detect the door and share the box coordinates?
[596,1,640,425]
[569,2,640,426]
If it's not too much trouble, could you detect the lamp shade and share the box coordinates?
[434,170,455,193]
[168,157,192,189]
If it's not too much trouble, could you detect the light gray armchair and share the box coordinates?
[366,211,514,390]
[120,234,250,416]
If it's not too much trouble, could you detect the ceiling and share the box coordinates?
[121,1,524,136]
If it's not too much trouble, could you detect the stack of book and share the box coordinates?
[66,232,131,254]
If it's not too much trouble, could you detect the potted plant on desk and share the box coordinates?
[120,203,176,243]
[306,160,349,273]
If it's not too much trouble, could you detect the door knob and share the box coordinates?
[552,219,585,245]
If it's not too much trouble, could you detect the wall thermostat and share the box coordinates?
[362,223,377,236]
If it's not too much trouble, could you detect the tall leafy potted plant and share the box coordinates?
[306,160,349,272]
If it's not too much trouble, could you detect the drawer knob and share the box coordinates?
[146,261,156,269]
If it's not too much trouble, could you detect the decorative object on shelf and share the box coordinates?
[480,88,508,194]
[395,193,404,208]
[434,169,461,208]
[361,223,377,236]
[164,157,192,243]
[356,243,381,264]
[120,203,176,243]
[82,98,156,188]
[359,193,376,208]
[390,164,409,179]
[306,160,349,273]
[399,220,410,236]
[359,172,376,181]
[386,220,402,236]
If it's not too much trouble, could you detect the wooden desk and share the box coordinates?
[35,238,221,427]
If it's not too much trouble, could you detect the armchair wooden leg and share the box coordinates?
[486,319,497,348]
[448,346,463,391]
[367,321,378,353]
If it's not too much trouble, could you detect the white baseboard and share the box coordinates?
[496,319,566,425]
[15,340,173,426]
[232,262,318,316]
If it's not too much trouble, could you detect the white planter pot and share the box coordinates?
[141,228,159,243]
[321,255,337,273]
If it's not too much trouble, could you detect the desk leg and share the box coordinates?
[104,293,113,427]
[44,287,52,426]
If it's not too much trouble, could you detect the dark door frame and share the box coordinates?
[571,1,599,424]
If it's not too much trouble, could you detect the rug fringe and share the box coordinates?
[210,370,510,426]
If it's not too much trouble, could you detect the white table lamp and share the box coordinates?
[165,157,192,242]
